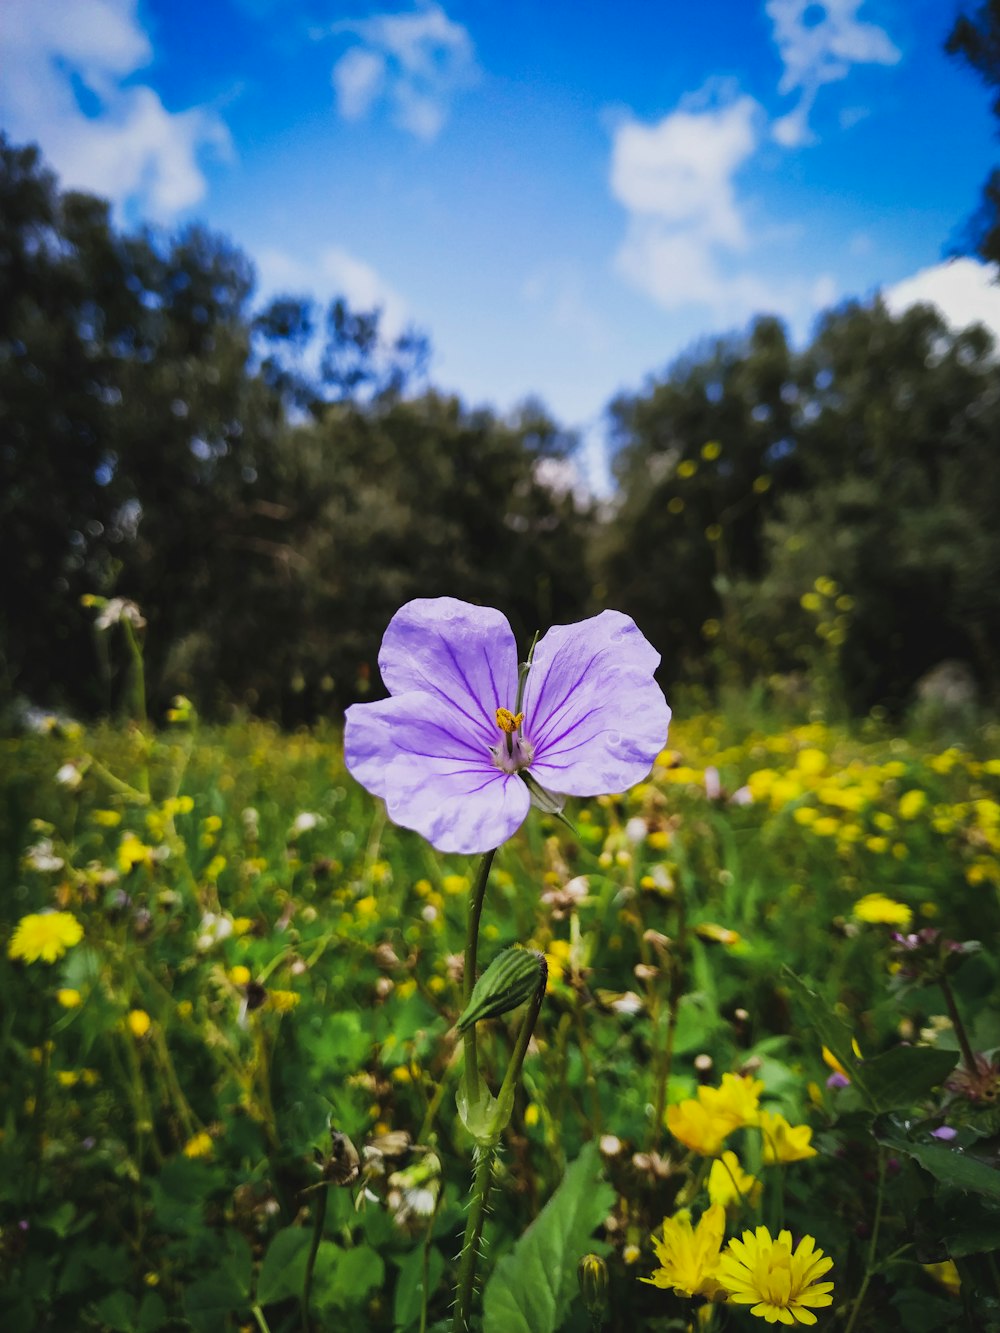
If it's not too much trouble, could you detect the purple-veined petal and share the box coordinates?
[385,751,530,854]
[345,690,489,801]
[377,598,519,747]
[522,610,670,796]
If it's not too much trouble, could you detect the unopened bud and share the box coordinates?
[457,947,546,1031]
[578,1253,609,1318]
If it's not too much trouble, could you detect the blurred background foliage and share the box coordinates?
[4,0,1000,729]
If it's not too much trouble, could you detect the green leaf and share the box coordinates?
[220,1228,253,1298]
[312,1242,385,1313]
[393,1246,445,1330]
[137,1290,168,1333]
[91,1290,136,1332]
[916,1190,1000,1259]
[860,1046,958,1111]
[482,1143,614,1333]
[256,1227,312,1307]
[873,1116,1000,1201]
[183,1272,247,1333]
[781,967,871,1100]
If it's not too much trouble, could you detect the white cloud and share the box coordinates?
[330,3,478,140]
[767,0,900,146]
[608,91,839,325]
[884,259,1000,343]
[256,245,410,340]
[0,0,230,219]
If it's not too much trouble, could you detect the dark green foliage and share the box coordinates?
[947,1,1000,263]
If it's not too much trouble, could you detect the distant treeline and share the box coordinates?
[4,134,1000,722]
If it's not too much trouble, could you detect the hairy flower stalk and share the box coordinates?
[345,598,669,1329]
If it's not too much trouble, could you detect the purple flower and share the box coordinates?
[345,598,670,854]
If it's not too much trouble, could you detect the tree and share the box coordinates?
[947,1,1000,264]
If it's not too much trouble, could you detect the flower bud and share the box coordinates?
[577,1252,609,1319]
[457,947,546,1031]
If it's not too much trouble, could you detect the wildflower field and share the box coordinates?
[3,693,1000,1333]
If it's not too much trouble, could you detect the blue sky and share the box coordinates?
[2,0,999,484]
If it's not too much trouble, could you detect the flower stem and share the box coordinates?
[451,1144,497,1333]
[939,971,979,1079]
[463,848,496,1108]
[843,1147,886,1333]
[301,1183,328,1332]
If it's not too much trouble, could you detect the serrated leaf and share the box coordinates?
[861,1046,958,1110]
[482,1143,614,1333]
[256,1227,312,1307]
[873,1116,1000,1201]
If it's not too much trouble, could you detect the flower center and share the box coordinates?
[491,707,533,774]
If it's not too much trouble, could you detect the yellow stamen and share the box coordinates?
[496,708,524,734]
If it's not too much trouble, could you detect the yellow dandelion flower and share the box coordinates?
[442,874,469,896]
[758,1110,817,1164]
[56,988,83,1008]
[8,911,83,965]
[269,989,300,1013]
[718,1226,834,1325]
[641,1204,726,1299]
[92,809,122,827]
[853,894,912,928]
[524,1103,540,1128]
[796,749,827,777]
[229,965,251,987]
[708,1151,762,1211]
[667,1099,732,1157]
[898,789,926,820]
[182,1131,214,1159]
[118,832,152,873]
[700,1073,764,1133]
[127,1009,152,1038]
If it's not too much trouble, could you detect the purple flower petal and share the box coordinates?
[345,690,489,799]
[386,750,530,854]
[377,598,518,747]
[522,611,670,795]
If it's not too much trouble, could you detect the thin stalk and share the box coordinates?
[463,848,496,1108]
[651,882,686,1149]
[301,1184,328,1332]
[452,975,546,1333]
[843,1148,886,1333]
[451,1144,497,1333]
[939,972,979,1080]
[251,1305,274,1333]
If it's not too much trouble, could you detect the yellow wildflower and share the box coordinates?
[127,1009,152,1039]
[701,441,722,460]
[758,1110,817,1164]
[183,1131,214,1159]
[229,965,251,986]
[269,989,300,1013]
[442,874,469,896]
[56,988,83,1008]
[853,894,912,928]
[898,790,927,820]
[8,911,83,965]
[118,832,152,873]
[92,809,122,827]
[923,1260,960,1296]
[667,1099,732,1157]
[718,1226,834,1325]
[701,1073,764,1133]
[641,1205,726,1299]
[708,1151,762,1211]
